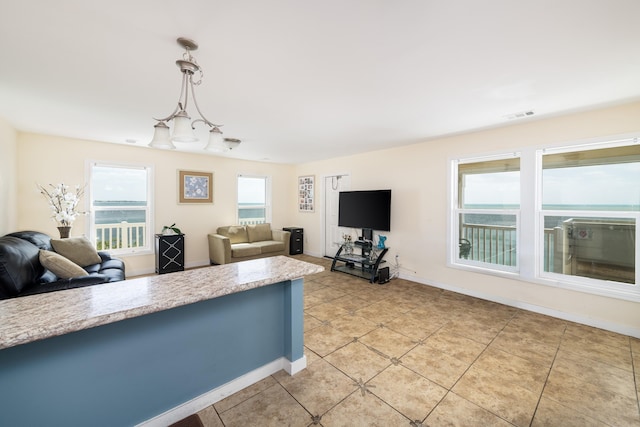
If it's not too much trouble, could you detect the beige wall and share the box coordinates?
[7,100,640,335]
[293,101,640,336]
[17,133,295,276]
[0,118,18,235]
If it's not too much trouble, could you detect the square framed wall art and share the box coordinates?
[298,175,314,212]
[178,170,214,204]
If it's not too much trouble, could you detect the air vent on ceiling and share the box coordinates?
[504,110,535,120]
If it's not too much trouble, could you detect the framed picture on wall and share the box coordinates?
[178,170,214,204]
[298,175,314,212]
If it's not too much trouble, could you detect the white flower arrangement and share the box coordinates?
[37,183,85,227]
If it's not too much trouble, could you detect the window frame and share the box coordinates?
[236,174,272,225]
[449,136,640,302]
[86,160,154,256]
[535,139,640,299]
[451,153,521,273]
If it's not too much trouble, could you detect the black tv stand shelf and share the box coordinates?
[331,243,389,283]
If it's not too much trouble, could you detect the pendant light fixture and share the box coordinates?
[149,37,233,151]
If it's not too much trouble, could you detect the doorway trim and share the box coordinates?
[322,173,350,258]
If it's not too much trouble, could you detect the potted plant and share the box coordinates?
[162,223,181,235]
[37,183,86,238]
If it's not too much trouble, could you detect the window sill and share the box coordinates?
[448,261,640,303]
[106,248,153,257]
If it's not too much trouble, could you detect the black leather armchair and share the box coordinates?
[0,231,125,300]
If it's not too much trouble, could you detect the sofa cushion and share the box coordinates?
[84,257,126,282]
[0,236,43,297]
[51,236,101,267]
[39,250,88,279]
[252,240,285,254]
[246,223,272,243]
[217,226,249,244]
[231,243,261,258]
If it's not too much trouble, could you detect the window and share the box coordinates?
[451,137,640,301]
[237,175,270,225]
[540,143,639,286]
[454,155,520,271]
[88,162,153,254]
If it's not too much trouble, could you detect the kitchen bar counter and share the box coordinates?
[0,256,323,426]
[0,255,322,350]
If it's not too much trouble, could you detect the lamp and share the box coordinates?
[149,122,175,149]
[149,37,238,151]
[205,135,242,153]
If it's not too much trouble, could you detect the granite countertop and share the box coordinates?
[0,256,323,350]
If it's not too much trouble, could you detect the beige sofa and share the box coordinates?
[208,223,291,265]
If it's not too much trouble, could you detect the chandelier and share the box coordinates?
[149,37,240,152]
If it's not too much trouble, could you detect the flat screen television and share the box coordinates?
[338,190,391,232]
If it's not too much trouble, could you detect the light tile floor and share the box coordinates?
[193,255,640,427]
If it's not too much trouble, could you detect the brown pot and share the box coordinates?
[57,226,71,239]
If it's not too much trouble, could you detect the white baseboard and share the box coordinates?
[137,356,307,427]
[299,249,322,258]
[285,355,307,375]
[400,272,640,339]
[126,267,156,278]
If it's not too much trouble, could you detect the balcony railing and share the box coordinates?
[461,223,562,269]
[238,217,266,226]
[460,223,517,266]
[461,224,632,282]
[95,222,146,250]
[95,219,267,251]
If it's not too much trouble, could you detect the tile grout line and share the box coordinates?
[423,310,520,426]
[297,286,412,425]
[367,305,518,425]
[526,323,567,427]
[195,260,638,425]
[630,338,640,417]
[358,319,456,427]
[272,371,330,425]
[313,295,456,426]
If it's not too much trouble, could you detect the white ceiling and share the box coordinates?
[1,1,639,164]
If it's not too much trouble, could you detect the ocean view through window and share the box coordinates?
[451,136,640,301]
[455,155,520,270]
[237,175,270,225]
[89,162,153,254]
[540,143,639,285]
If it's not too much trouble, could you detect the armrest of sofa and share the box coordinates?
[272,230,291,255]
[208,234,232,265]
[98,251,113,262]
[20,275,110,297]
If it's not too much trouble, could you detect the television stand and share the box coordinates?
[331,242,389,283]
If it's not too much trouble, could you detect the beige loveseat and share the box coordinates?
[208,223,290,265]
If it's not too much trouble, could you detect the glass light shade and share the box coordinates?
[171,111,198,142]
[148,122,175,149]
[204,127,227,152]
[225,138,241,150]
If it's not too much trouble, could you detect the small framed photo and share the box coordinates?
[298,175,314,212]
[179,170,213,204]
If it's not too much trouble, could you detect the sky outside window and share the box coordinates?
[463,171,520,207]
[92,166,147,202]
[238,176,266,204]
[542,163,640,209]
